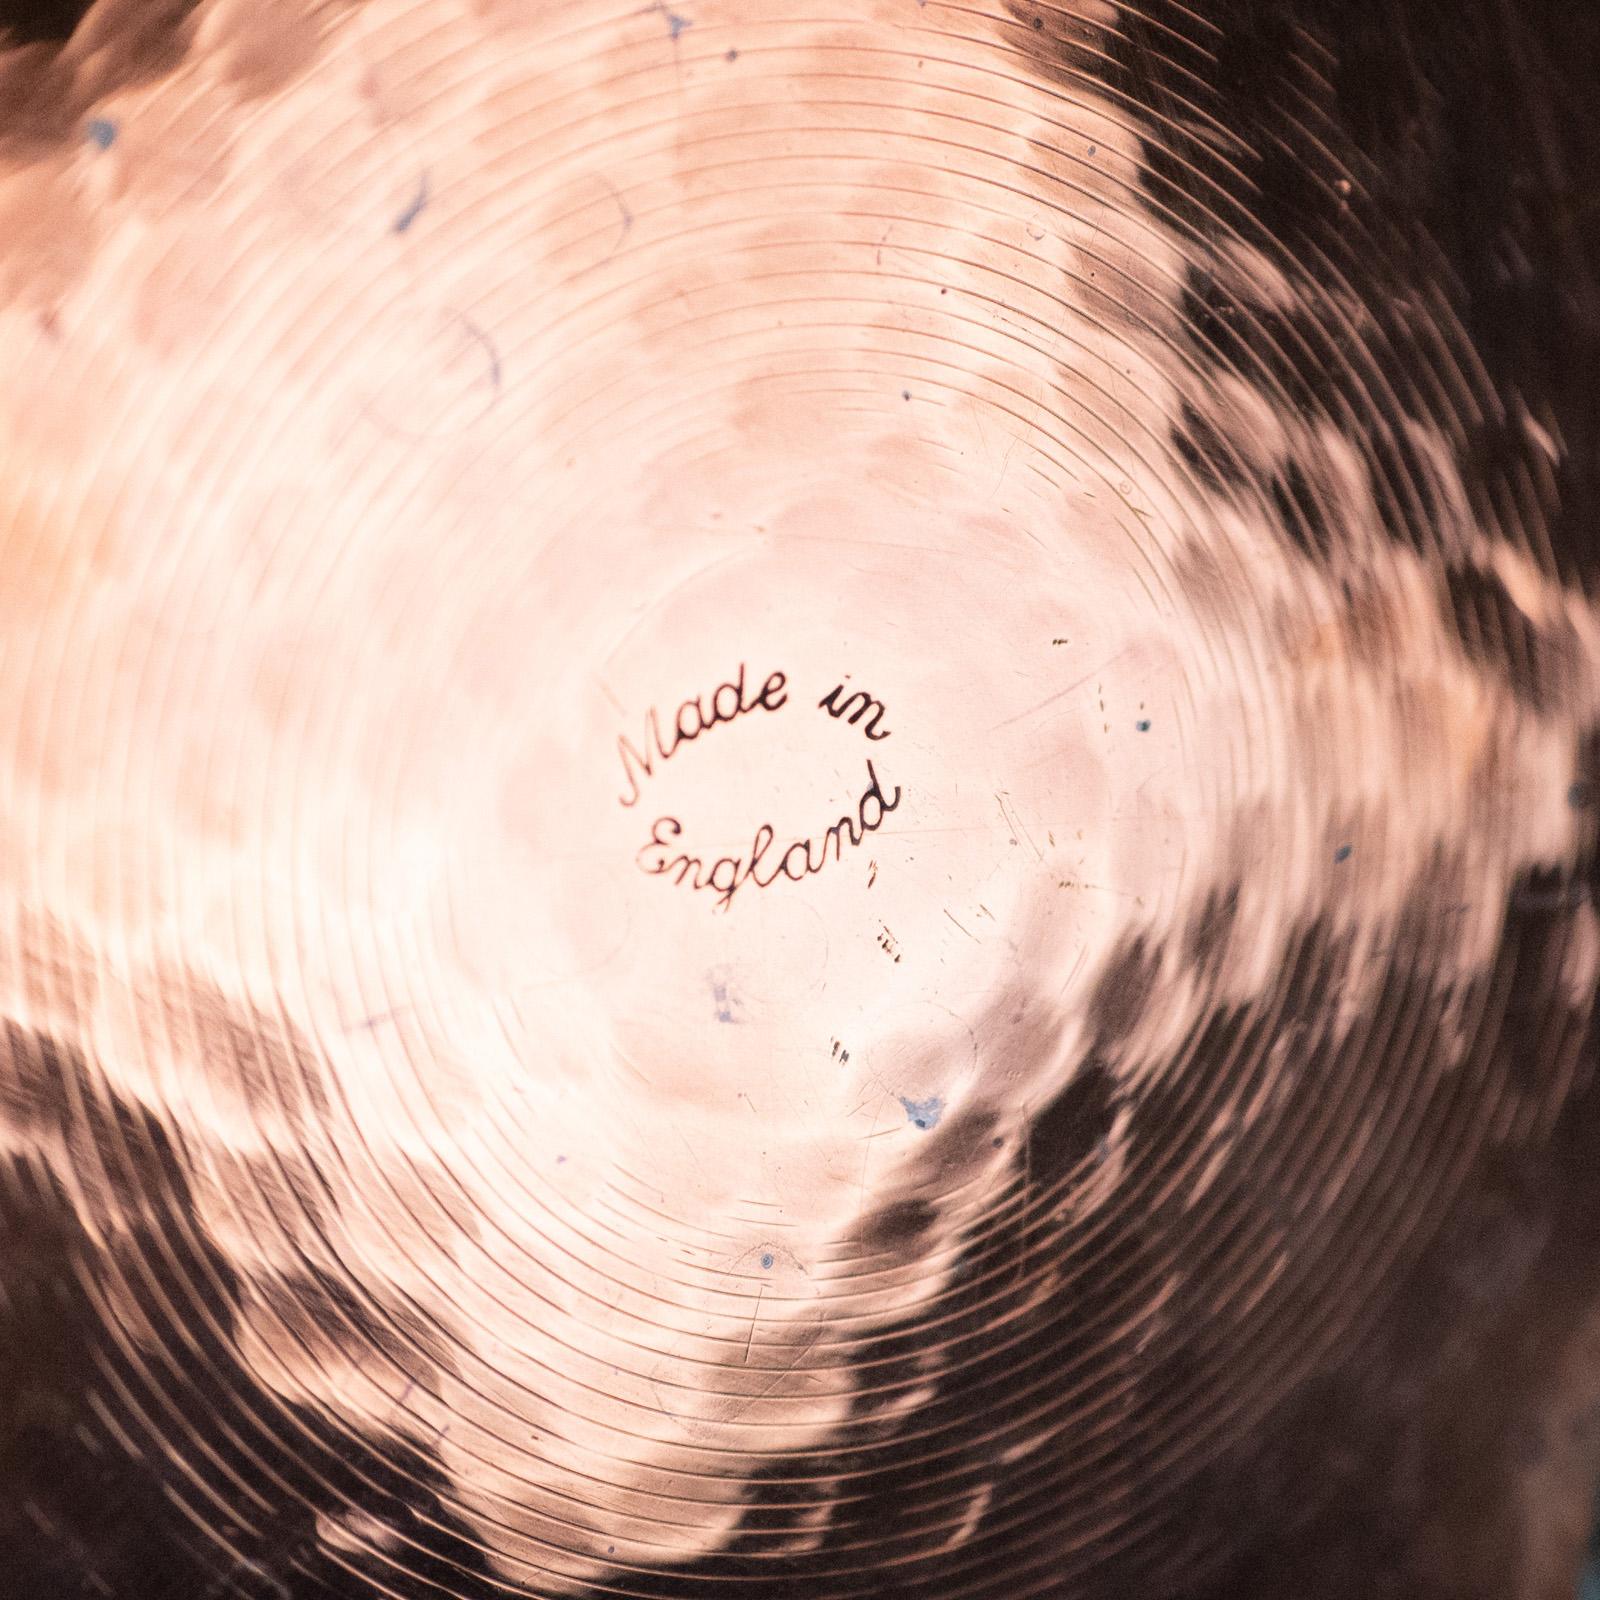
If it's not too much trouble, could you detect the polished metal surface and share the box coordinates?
[1,2,1597,1597]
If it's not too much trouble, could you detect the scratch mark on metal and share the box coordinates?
[393,171,430,234]
[989,645,1137,732]
[600,176,634,256]
[743,1284,764,1364]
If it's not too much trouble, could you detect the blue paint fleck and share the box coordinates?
[711,975,742,1024]
[1334,844,1353,863]
[899,1094,944,1132]
[760,1252,774,1270]
[652,2,692,39]
[1135,719,1151,732]
[393,172,430,234]
[87,118,117,150]
[556,1155,567,1164]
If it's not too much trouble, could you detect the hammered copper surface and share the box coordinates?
[0,3,1597,1598]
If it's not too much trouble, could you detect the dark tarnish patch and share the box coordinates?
[0,1013,492,1599]
[1184,883,1240,979]
[1269,460,1333,563]
[1085,932,1162,1052]
[1171,536,1238,628]
[0,42,76,153]
[1171,398,1248,494]
[0,1016,61,1128]
[1025,1059,1118,1193]
[0,0,376,154]
[0,0,92,44]
[1574,725,1600,823]
[599,842,1600,1600]
[996,1,1121,89]
[168,973,334,1136]
[1011,0,1599,592]
[1495,864,1600,1104]
[1440,561,1579,714]
[1175,945,1600,1599]
[0,0,204,154]
[210,1143,331,1243]
[1179,274,1341,427]
[1338,575,1400,669]
[854,1198,940,1254]
[61,0,202,83]
[1575,731,1600,930]
[643,832,1593,1593]
[1141,868,1600,1600]
[257,1265,456,1377]
[664,1461,854,1570]
[1,1020,199,1219]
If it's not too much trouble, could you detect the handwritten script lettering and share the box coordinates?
[636,761,902,910]
[616,663,787,807]
[818,680,892,741]
[614,662,902,906]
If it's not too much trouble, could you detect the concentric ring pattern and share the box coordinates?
[1,2,1598,1597]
